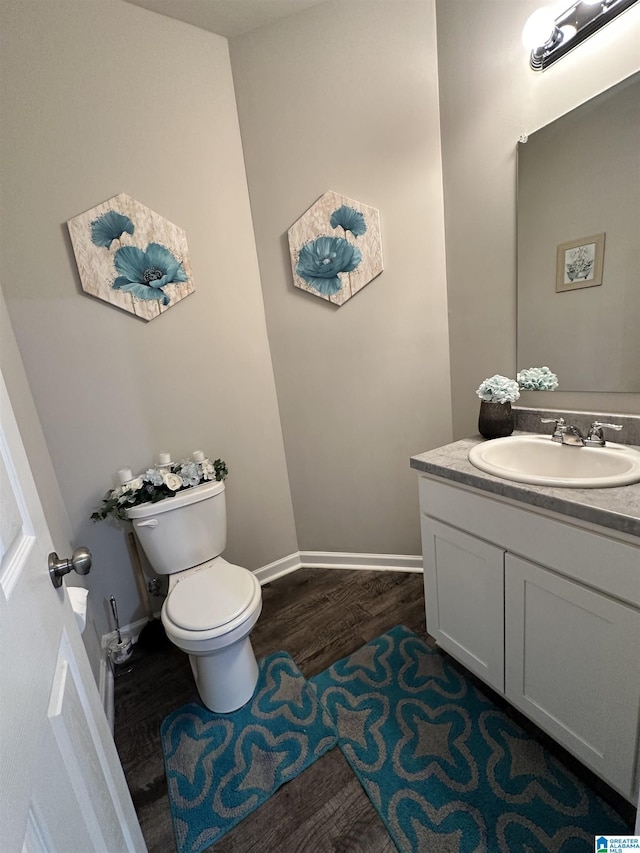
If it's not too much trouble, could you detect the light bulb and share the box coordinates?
[522,7,558,50]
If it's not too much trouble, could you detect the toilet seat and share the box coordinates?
[166,559,256,631]
[161,557,262,652]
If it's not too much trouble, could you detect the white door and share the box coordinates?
[0,369,146,852]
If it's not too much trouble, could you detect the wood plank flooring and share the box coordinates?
[113,567,634,852]
[113,568,427,852]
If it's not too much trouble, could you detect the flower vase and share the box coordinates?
[478,401,514,439]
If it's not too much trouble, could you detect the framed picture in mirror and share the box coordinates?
[556,233,605,292]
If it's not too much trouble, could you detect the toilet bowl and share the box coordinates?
[127,480,263,713]
[161,557,262,713]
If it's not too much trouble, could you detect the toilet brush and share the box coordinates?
[108,595,133,664]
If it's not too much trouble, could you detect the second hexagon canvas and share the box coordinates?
[288,191,383,306]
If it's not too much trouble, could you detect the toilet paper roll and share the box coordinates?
[66,587,88,634]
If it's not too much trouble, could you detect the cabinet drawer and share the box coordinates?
[419,476,640,606]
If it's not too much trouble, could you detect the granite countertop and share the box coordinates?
[410,433,640,539]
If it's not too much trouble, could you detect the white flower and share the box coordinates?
[163,472,183,491]
[200,460,216,480]
[476,374,520,404]
[125,477,144,492]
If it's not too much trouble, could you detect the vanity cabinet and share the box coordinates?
[418,475,640,802]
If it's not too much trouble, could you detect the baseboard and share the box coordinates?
[300,551,423,572]
[99,650,115,734]
[253,551,303,584]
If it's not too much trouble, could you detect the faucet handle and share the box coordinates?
[541,417,566,440]
[586,421,623,446]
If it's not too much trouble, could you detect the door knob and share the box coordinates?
[49,547,92,589]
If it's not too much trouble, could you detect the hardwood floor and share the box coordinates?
[113,568,428,852]
[113,567,634,852]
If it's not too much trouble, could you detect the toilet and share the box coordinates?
[127,480,262,713]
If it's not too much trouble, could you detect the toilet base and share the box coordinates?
[189,635,259,713]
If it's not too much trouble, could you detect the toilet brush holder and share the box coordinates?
[108,633,133,665]
[108,594,133,664]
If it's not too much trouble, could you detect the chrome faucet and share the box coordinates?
[541,417,623,447]
[540,417,586,446]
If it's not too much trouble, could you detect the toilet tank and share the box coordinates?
[127,480,226,574]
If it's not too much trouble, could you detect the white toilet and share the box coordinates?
[128,480,262,713]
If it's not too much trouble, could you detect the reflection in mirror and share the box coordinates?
[517,72,640,392]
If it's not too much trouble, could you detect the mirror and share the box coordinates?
[517,72,640,392]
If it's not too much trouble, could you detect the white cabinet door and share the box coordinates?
[505,553,640,801]
[421,517,505,692]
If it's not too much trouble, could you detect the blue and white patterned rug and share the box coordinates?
[311,625,632,853]
[161,651,337,853]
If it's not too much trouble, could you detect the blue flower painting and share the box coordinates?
[112,242,188,305]
[330,205,367,238]
[68,193,195,320]
[296,235,362,296]
[90,210,134,249]
[287,191,382,305]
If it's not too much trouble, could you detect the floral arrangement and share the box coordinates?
[516,366,559,391]
[91,452,228,523]
[476,366,558,404]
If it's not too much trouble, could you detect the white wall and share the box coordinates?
[230,0,452,555]
[437,0,640,438]
[0,0,298,640]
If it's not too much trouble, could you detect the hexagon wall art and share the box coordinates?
[67,193,195,321]
[288,191,383,307]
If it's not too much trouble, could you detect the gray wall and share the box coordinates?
[437,0,640,438]
[230,0,453,555]
[0,0,298,638]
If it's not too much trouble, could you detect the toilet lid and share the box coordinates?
[165,562,256,631]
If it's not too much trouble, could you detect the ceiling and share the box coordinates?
[123,0,327,38]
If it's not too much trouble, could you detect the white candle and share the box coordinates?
[192,450,205,463]
[157,451,171,466]
[118,468,133,485]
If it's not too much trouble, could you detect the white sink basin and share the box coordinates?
[468,434,640,488]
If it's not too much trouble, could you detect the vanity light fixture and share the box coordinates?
[523,0,640,70]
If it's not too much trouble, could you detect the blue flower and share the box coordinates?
[330,205,367,238]
[476,374,520,404]
[112,243,187,305]
[90,211,134,249]
[517,366,558,391]
[296,236,362,296]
